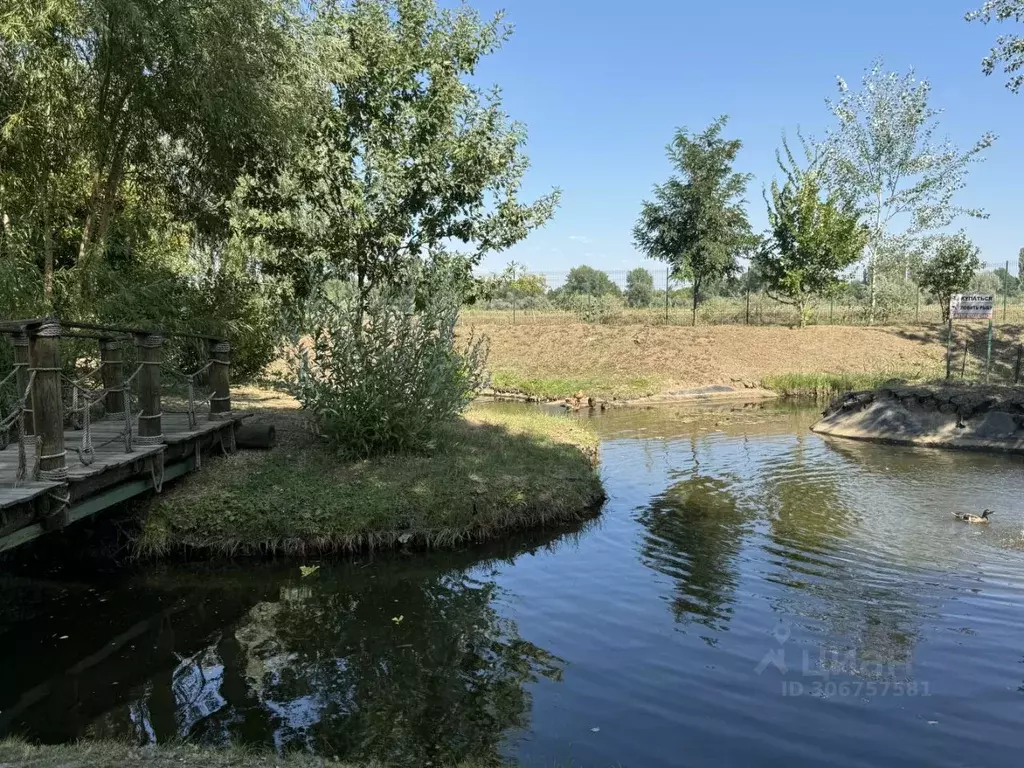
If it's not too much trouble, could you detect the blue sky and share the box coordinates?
[462,0,1024,276]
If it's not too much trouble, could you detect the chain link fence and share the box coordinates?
[467,268,1024,328]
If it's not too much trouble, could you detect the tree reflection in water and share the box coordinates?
[90,544,568,767]
[637,473,751,635]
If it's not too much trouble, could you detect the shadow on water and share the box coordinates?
[0,523,590,767]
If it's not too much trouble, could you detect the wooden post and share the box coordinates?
[11,331,34,440]
[99,338,125,417]
[27,319,66,482]
[208,339,231,419]
[135,333,164,444]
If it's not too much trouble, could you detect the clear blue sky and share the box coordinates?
[461,0,1024,276]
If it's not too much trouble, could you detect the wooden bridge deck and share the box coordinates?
[0,413,244,512]
[0,316,256,553]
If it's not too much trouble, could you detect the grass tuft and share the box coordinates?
[138,405,604,557]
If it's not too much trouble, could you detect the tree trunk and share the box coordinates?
[691,278,699,326]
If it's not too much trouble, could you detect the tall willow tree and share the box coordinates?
[248,0,559,319]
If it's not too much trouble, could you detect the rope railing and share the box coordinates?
[2,317,232,495]
[162,359,215,429]
[0,371,37,486]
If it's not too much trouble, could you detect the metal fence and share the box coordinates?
[468,268,1024,328]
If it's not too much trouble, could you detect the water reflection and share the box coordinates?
[637,474,750,634]
[82,536,573,766]
[5,404,1024,768]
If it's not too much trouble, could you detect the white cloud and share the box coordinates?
[568,235,592,244]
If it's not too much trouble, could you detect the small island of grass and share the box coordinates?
[138,402,604,557]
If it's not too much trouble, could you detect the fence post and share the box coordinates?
[11,331,34,441]
[1004,260,1009,323]
[985,318,994,383]
[665,270,670,323]
[745,286,750,325]
[1014,344,1023,384]
[27,319,66,485]
[99,338,125,418]
[961,338,969,379]
[135,332,164,444]
[209,339,232,419]
[829,297,834,325]
[945,318,954,380]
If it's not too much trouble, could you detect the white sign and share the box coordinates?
[950,293,994,321]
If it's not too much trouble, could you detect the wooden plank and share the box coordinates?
[0,454,197,552]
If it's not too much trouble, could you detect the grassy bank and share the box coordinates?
[468,322,951,401]
[0,738,489,767]
[759,370,933,399]
[139,404,603,557]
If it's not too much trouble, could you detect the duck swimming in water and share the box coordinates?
[952,510,993,524]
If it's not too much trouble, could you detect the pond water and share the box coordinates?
[2,402,1024,767]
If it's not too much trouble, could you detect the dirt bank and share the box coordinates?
[464,322,962,399]
[811,382,1024,453]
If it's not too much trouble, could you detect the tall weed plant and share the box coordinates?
[294,278,489,457]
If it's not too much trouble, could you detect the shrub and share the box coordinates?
[563,293,623,323]
[293,278,489,457]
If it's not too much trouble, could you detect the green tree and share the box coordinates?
[825,59,995,323]
[633,116,754,325]
[250,0,559,323]
[918,233,983,322]
[1018,246,1024,282]
[966,1,1024,92]
[561,265,620,297]
[624,267,655,307]
[757,139,868,327]
[971,270,1003,294]
[992,266,1020,294]
[1,0,313,308]
[498,260,545,320]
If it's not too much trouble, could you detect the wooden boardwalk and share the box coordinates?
[0,317,254,552]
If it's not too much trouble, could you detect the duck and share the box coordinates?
[952,510,994,524]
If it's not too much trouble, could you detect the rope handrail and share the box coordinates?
[0,371,37,485]
[161,360,216,429]
[0,366,20,392]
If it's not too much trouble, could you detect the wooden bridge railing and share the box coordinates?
[0,317,232,487]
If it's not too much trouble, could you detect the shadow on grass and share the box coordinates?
[879,323,1024,383]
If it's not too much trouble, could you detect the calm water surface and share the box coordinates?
[3,402,1024,766]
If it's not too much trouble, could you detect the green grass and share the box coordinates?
[490,371,662,400]
[0,738,494,767]
[138,406,604,557]
[760,370,933,399]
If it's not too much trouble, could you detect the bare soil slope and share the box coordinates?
[468,322,966,398]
